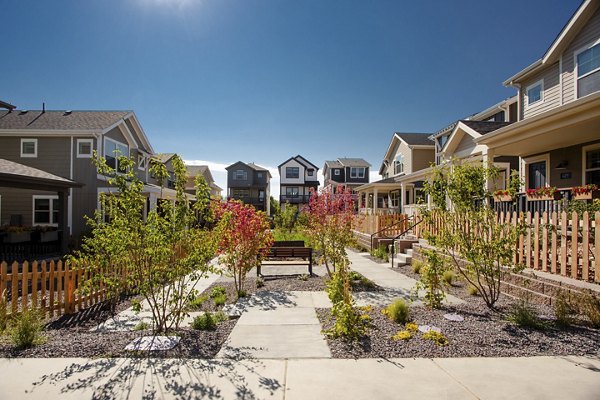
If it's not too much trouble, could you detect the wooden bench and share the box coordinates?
[258,246,313,277]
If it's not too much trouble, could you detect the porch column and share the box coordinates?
[373,188,379,215]
[149,193,158,210]
[358,192,363,210]
[482,148,496,204]
[58,190,69,254]
[400,183,406,214]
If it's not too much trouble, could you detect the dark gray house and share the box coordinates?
[0,108,179,246]
[226,161,271,214]
[323,158,371,193]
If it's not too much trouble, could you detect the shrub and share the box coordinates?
[210,286,227,299]
[191,311,228,330]
[413,249,447,309]
[213,294,227,307]
[349,271,376,289]
[133,321,150,331]
[405,322,419,332]
[391,330,413,341]
[442,271,455,286]
[506,301,546,330]
[412,260,423,274]
[554,292,575,328]
[467,284,479,296]
[383,299,410,324]
[10,308,44,349]
[297,274,309,282]
[237,290,247,298]
[576,291,600,328]
[371,245,389,262]
[256,277,265,288]
[188,295,208,310]
[422,330,448,346]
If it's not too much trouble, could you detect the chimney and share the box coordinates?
[42,102,45,113]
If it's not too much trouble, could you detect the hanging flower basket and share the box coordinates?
[571,185,599,200]
[493,190,514,202]
[526,187,560,201]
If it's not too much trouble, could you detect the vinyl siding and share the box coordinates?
[562,8,600,103]
[71,136,100,238]
[0,136,71,178]
[411,149,435,172]
[454,134,476,154]
[521,62,561,119]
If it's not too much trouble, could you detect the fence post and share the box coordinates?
[571,211,578,279]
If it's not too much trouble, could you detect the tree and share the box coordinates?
[212,200,273,298]
[304,186,368,339]
[421,161,525,309]
[73,152,219,333]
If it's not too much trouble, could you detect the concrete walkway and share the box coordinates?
[347,249,464,306]
[2,355,598,399]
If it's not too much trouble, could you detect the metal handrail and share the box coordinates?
[369,215,411,251]
[390,216,424,268]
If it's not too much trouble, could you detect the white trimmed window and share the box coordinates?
[138,154,147,171]
[20,139,37,158]
[307,169,314,176]
[286,187,299,198]
[33,195,59,226]
[103,138,129,172]
[583,144,600,185]
[576,41,600,98]
[525,80,543,106]
[77,139,94,158]
[350,167,365,178]
[394,155,404,175]
[334,169,340,176]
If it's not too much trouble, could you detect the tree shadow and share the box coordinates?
[27,346,282,399]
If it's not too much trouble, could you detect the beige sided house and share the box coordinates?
[356,133,434,215]
[0,107,179,246]
[185,165,222,198]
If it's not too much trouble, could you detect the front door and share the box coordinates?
[528,161,546,189]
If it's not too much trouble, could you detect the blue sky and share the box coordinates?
[1,0,581,197]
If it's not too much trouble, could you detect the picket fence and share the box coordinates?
[414,210,599,284]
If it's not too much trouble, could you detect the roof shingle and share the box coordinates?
[0,110,130,131]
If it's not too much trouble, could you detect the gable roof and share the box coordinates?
[226,161,272,178]
[154,153,177,163]
[324,160,343,169]
[504,0,600,86]
[460,120,513,135]
[394,132,433,146]
[337,158,371,168]
[0,110,131,131]
[278,155,319,170]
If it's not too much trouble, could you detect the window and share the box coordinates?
[103,138,129,172]
[286,187,299,198]
[232,189,249,198]
[350,167,365,178]
[526,80,543,106]
[286,167,299,179]
[138,154,147,171]
[394,155,404,175]
[233,170,247,180]
[307,169,314,176]
[33,196,59,225]
[20,139,37,158]
[584,145,600,185]
[334,169,340,176]
[576,41,600,98]
[528,161,547,189]
[389,191,399,208]
[76,139,93,158]
[257,172,263,179]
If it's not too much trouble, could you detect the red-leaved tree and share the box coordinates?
[213,200,273,297]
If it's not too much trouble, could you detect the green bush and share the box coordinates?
[422,330,448,346]
[506,301,547,330]
[576,291,600,328]
[210,286,227,299]
[412,260,423,274]
[442,271,455,286]
[348,271,376,288]
[467,284,479,296]
[188,295,208,310]
[297,274,309,282]
[256,277,265,288]
[391,330,413,341]
[383,299,410,324]
[133,321,150,331]
[191,312,216,330]
[413,249,447,309]
[10,308,44,349]
[554,292,575,328]
[371,245,389,262]
[213,294,227,307]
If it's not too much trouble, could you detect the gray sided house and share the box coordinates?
[278,155,319,209]
[226,161,271,214]
[0,108,163,245]
[185,165,222,198]
[323,158,371,192]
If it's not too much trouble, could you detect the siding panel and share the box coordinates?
[522,62,561,119]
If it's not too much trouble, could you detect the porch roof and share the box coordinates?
[0,158,82,192]
[355,167,431,192]
[475,92,600,156]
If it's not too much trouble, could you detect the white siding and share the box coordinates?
[279,159,305,185]
[521,62,561,119]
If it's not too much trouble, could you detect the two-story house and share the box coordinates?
[323,158,371,194]
[476,0,600,197]
[278,155,319,209]
[226,161,271,214]
[0,108,179,247]
[185,165,222,198]
[356,133,434,215]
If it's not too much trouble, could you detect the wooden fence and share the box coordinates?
[0,260,114,318]
[353,213,408,236]
[416,211,599,284]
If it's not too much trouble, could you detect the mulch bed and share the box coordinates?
[317,295,600,358]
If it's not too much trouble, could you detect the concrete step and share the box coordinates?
[405,249,413,257]
[395,253,412,265]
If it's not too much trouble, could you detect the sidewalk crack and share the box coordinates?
[431,359,481,400]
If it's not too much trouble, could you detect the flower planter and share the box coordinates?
[572,191,600,201]
[5,231,31,243]
[493,194,514,202]
[39,230,59,243]
[526,193,561,202]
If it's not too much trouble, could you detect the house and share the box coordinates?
[185,165,222,198]
[322,158,371,193]
[355,133,434,215]
[0,107,177,246]
[473,0,600,210]
[226,161,271,214]
[278,155,319,209]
